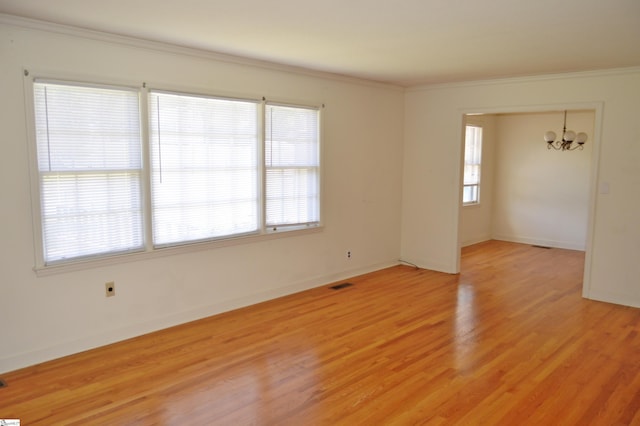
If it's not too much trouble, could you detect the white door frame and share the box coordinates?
[453,101,604,299]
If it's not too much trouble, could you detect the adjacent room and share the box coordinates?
[460,110,594,251]
[1,0,639,423]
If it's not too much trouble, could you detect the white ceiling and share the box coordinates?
[1,0,639,86]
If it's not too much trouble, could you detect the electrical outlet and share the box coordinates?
[347,251,352,259]
[105,281,115,297]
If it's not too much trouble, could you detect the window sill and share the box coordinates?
[33,225,323,277]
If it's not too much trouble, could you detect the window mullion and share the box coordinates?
[139,85,154,252]
[259,98,267,233]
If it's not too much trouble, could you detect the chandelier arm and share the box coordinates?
[547,141,562,150]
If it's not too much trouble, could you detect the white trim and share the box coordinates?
[263,102,322,229]
[148,86,262,104]
[0,13,404,92]
[139,85,154,253]
[1,258,396,374]
[460,236,492,248]
[454,101,604,295]
[491,236,585,252]
[33,225,323,277]
[407,66,640,92]
[3,13,637,92]
[462,199,481,208]
[22,68,45,269]
[29,78,147,267]
[581,104,605,299]
[585,290,640,310]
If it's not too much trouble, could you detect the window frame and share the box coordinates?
[34,79,146,263]
[264,101,322,233]
[24,72,324,275]
[147,89,263,247]
[462,124,483,206]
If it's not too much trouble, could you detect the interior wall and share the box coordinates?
[459,114,496,247]
[492,111,594,250]
[0,21,405,373]
[402,68,640,307]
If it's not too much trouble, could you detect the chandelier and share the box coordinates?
[544,110,588,151]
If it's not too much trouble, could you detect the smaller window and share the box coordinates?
[463,125,483,205]
[265,103,320,230]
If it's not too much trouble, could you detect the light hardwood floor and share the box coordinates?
[2,240,640,425]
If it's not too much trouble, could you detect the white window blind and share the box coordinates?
[148,91,259,246]
[463,125,483,205]
[265,104,320,229]
[33,81,143,264]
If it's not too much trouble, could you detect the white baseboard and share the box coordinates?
[399,257,457,274]
[491,234,585,251]
[461,235,492,247]
[583,289,640,309]
[0,260,397,374]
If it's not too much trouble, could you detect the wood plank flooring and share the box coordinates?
[2,240,640,424]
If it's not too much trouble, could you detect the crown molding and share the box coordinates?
[5,13,636,94]
[406,66,640,92]
[0,13,404,92]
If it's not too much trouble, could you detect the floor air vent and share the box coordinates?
[532,245,552,249]
[330,282,353,290]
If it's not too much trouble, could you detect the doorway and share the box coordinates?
[456,105,602,297]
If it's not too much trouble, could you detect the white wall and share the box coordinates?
[0,20,405,373]
[492,111,593,250]
[459,114,496,247]
[402,68,640,307]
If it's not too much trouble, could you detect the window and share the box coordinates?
[463,125,483,205]
[29,78,322,268]
[265,104,320,230]
[33,81,143,264]
[148,91,259,246]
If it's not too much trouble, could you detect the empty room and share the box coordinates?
[1,1,640,424]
